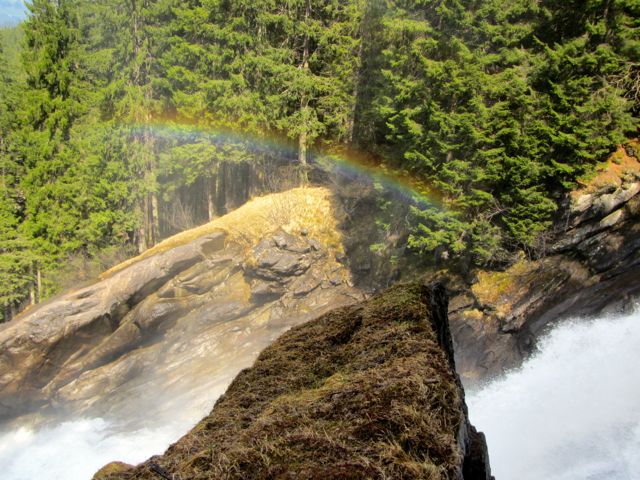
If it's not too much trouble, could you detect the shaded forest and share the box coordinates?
[0,0,638,320]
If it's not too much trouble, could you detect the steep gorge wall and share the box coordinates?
[449,145,640,383]
[318,143,640,384]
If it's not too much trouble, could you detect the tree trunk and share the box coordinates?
[138,196,148,253]
[29,266,35,306]
[216,163,227,214]
[298,0,312,183]
[36,267,42,303]
[0,136,5,190]
[207,176,216,221]
[131,0,148,254]
[151,190,159,244]
[138,228,147,253]
[298,125,309,184]
[349,34,365,145]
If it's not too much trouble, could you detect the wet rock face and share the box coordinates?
[94,284,492,480]
[0,225,363,423]
[450,171,640,384]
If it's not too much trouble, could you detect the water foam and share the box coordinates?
[0,417,189,480]
[467,308,640,480]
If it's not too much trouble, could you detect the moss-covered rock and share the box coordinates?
[97,284,492,480]
[92,462,133,479]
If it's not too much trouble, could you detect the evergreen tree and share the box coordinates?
[362,0,636,264]
[0,33,35,319]
[0,0,638,317]
[14,0,89,299]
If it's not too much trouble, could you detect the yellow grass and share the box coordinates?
[573,141,640,198]
[102,187,342,278]
[461,309,484,321]
[472,258,538,318]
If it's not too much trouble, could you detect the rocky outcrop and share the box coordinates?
[95,284,492,480]
[0,188,364,423]
[450,145,640,384]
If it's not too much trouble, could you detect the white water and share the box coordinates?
[468,308,640,480]
[0,419,180,480]
[0,376,228,479]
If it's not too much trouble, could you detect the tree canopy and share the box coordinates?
[0,0,637,319]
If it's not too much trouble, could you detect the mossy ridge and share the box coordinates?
[96,284,467,480]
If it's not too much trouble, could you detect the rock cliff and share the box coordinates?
[0,188,364,423]
[94,284,492,480]
[450,143,640,383]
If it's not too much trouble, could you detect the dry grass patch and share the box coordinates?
[103,187,342,278]
[462,309,485,321]
[472,258,539,318]
[573,141,640,198]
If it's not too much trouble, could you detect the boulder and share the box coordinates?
[0,188,363,423]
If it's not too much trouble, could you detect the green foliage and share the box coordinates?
[0,0,637,317]
[358,0,637,265]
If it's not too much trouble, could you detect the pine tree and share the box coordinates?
[0,0,638,313]
[12,0,88,301]
[0,34,35,319]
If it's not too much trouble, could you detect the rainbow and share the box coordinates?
[123,117,448,211]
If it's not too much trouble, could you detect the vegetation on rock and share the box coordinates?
[93,283,492,480]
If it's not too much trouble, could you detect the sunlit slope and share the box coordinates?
[103,187,343,278]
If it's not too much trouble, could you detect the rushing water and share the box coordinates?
[468,308,640,480]
[0,309,638,479]
[0,419,180,479]
[0,385,223,480]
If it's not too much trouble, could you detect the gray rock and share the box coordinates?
[250,280,286,302]
[0,227,361,422]
[308,238,321,251]
[272,229,311,253]
[570,182,640,226]
[291,275,322,297]
[553,207,627,252]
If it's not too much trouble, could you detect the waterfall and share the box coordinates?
[467,308,640,480]
[0,348,242,479]
[0,387,225,480]
[0,419,178,479]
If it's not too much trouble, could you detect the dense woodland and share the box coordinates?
[0,0,638,320]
